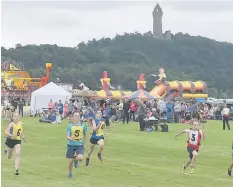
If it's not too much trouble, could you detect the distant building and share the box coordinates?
[152,3,172,40]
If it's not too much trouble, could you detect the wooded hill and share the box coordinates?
[2,32,233,98]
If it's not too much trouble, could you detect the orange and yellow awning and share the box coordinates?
[96,90,132,99]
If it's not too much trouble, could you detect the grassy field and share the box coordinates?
[1,118,233,187]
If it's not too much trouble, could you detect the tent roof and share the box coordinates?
[32,82,71,96]
[128,89,156,100]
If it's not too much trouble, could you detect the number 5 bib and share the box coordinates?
[71,126,83,140]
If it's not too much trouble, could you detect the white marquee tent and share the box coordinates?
[30,82,72,114]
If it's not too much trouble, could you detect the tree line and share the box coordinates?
[1,31,233,98]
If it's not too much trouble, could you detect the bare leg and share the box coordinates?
[97,139,104,162]
[228,161,233,176]
[68,159,74,174]
[87,144,95,158]
[184,158,191,168]
[97,139,104,154]
[229,162,233,171]
[14,144,21,171]
[7,147,14,159]
[190,150,198,167]
[85,144,95,166]
[182,158,191,173]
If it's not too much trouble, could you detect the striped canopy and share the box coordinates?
[96,90,131,99]
[128,90,156,100]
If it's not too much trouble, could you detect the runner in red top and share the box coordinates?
[175,119,204,174]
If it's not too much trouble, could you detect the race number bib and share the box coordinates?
[189,131,198,145]
[96,122,105,136]
[71,126,83,140]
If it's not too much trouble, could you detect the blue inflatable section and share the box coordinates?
[195,98,207,103]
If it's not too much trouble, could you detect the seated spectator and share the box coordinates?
[147,109,152,118]
[48,111,56,123]
[39,111,50,123]
[151,108,159,119]
[160,112,167,123]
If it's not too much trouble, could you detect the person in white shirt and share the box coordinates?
[221,105,230,130]
[117,101,123,119]
[55,111,61,124]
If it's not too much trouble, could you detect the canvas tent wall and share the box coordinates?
[30,82,72,114]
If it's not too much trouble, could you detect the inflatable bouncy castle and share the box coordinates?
[150,81,208,101]
[1,62,52,99]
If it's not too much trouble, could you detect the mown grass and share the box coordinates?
[1,118,233,187]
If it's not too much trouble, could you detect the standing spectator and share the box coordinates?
[117,100,124,120]
[137,100,146,131]
[11,99,18,112]
[129,100,137,122]
[64,101,69,118]
[180,103,186,120]
[54,102,58,111]
[209,107,214,119]
[123,98,130,124]
[48,99,54,110]
[18,98,24,117]
[192,102,199,118]
[68,99,73,119]
[77,100,83,110]
[101,102,106,116]
[73,100,78,109]
[203,104,209,119]
[90,98,95,110]
[221,105,230,130]
[58,100,64,118]
[104,105,111,126]
[174,101,181,123]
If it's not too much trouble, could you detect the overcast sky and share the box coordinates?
[1,0,233,48]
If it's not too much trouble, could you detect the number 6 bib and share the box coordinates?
[97,123,105,136]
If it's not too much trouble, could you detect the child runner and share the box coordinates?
[85,110,106,166]
[66,111,87,178]
[175,120,204,174]
[5,112,26,175]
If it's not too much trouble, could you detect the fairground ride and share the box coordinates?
[1,62,52,100]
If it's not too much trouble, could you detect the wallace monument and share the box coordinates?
[152,3,172,40]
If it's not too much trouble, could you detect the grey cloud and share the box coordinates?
[2,1,141,12]
[2,2,83,28]
[163,1,233,13]
[1,1,233,47]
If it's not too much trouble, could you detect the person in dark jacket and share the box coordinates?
[137,100,146,131]
[123,98,130,124]
[18,98,24,117]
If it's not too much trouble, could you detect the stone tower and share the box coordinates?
[152,3,163,39]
